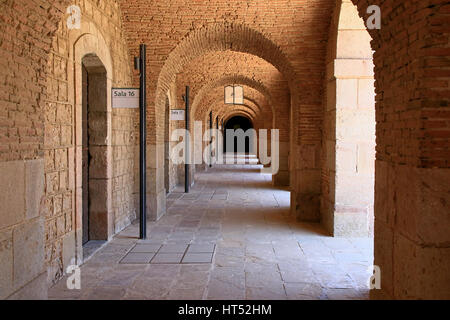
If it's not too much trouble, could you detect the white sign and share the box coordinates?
[225,85,244,105]
[170,109,185,121]
[112,88,139,108]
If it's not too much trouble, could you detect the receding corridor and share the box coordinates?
[2,0,449,301]
[49,158,373,300]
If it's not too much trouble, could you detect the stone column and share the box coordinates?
[146,143,166,221]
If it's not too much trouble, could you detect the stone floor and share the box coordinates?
[49,160,374,300]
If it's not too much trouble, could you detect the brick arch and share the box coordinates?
[196,94,266,123]
[204,103,258,125]
[222,110,255,126]
[155,23,297,143]
[71,30,115,264]
[194,85,272,128]
[191,74,273,120]
[195,91,273,143]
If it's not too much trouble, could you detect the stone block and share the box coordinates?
[89,211,108,240]
[7,272,47,300]
[297,169,321,194]
[335,59,375,79]
[13,218,45,291]
[320,200,334,236]
[335,141,357,173]
[0,161,25,229]
[146,189,167,221]
[358,78,375,109]
[334,210,369,237]
[335,173,374,206]
[418,168,450,245]
[89,179,108,213]
[336,108,375,140]
[336,79,357,109]
[25,159,44,220]
[336,30,373,59]
[338,1,366,30]
[62,230,76,270]
[89,146,109,179]
[356,142,375,175]
[296,193,320,222]
[373,220,394,298]
[395,165,420,242]
[374,160,395,226]
[273,170,289,187]
[325,140,336,170]
[88,111,109,146]
[297,145,319,170]
[0,228,13,299]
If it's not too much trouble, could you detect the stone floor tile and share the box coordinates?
[187,244,216,253]
[182,253,214,264]
[284,282,323,300]
[151,253,184,264]
[246,285,287,300]
[130,244,162,253]
[323,288,366,300]
[159,244,189,253]
[167,288,205,300]
[48,162,373,300]
[119,252,154,264]
[86,286,126,300]
[206,279,245,300]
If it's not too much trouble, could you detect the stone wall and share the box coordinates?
[322,0,375,237]
[0,0,65,300]
[119,0,330,219]
[42,0,136,286]
[0,0,449,300]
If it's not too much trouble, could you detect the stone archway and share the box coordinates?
[322,0,375,237]
[152,22,298,218]
[80,54,109,251]
[72,31,114,264]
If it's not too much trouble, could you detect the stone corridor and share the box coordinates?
[2,0,449,301]
[49,160,373,300]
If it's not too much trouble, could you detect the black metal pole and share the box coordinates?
[185,86,190,193]
[209,111,213,167]
[139,44,147,240]
[216,116,219,165]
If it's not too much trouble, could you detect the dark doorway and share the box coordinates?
[224,116,253,153]
[81,54,108,247]
[164,96,170,193]
[82,64,89,245]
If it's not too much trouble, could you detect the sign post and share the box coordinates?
[138,44,147,240]
[184,86,190,193]
[112,88,139,108]
[209,111,213,167]
[170,109,185,121]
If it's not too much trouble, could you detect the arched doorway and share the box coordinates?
[223,115,254,154]
[81,54,109,249]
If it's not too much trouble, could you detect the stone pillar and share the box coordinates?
[321,0,375,236]
[367,0,450,300]
[322,59,375,236]
[146,143,166,221]
[293,144,322,222]
[273,141,290,186]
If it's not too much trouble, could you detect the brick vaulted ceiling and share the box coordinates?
[1,0,446,166]
[118,0,336,145]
